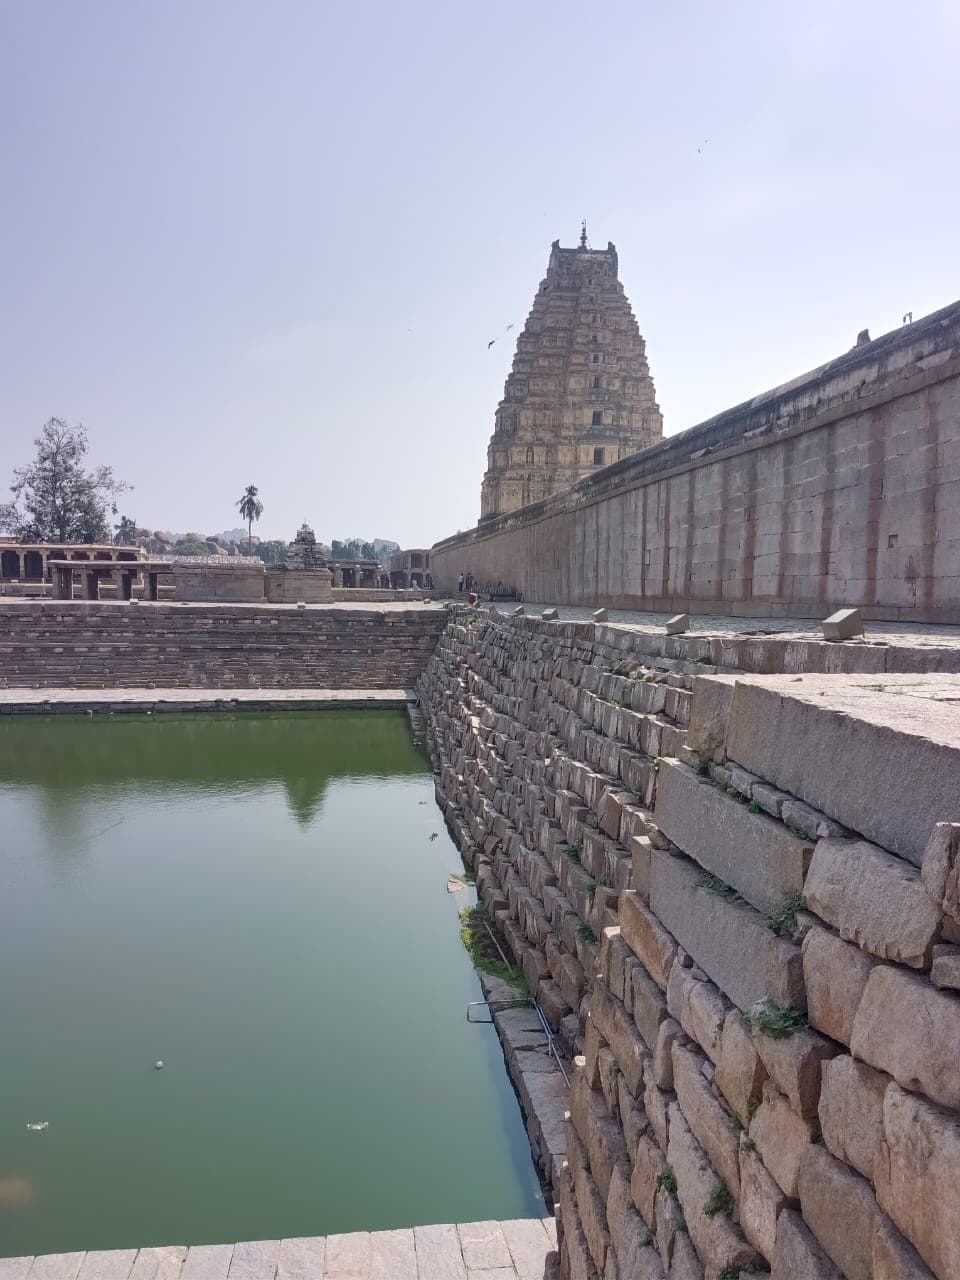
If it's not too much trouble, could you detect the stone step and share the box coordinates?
[0,1217,558,1280]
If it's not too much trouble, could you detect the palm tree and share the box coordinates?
[236,484,264,552]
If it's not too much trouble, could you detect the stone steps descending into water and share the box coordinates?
[0,687,416,713]
[0,1217,558,1279]
[419,611,960,1280]
[0,602,446,690]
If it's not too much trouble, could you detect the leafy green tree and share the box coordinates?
[254,540,288,566]
[0,419,129,542]
[236,484,264,552]
[172,538,210,556]
[114,515,138,545]
[330,538,379,561]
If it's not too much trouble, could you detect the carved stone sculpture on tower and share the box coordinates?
[479,232,663,519]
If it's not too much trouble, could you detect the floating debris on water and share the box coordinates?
[26,1122,48,1132]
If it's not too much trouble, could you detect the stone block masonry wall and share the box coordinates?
[419,612,960,1280]
[433,299,960,624]
[0,602,446,689]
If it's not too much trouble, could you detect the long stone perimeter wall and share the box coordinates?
[0,602,446,689]
[432,301,960,623]
[419,611,960,1280]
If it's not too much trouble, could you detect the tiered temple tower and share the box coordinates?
[480,228,663,519]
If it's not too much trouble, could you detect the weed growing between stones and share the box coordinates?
[704,1180,734,1217]
[577,923,597,944]
[458,904,525,989]
[695,870,743,904]
[741,1136,759,1158]
[751,1000,808,1039]
[565,837,583,863]
[748,800,761,814]
[656,1167,678,1196]
[746,1094,761,1121]
[447,869,477,891]
[696,757,711,777]
[766,891,805,937]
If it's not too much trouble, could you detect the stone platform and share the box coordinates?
[0,1217,557,1280]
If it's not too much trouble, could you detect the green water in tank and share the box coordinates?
[0,711,543,1256]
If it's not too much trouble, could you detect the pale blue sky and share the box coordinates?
[1,0,956,546]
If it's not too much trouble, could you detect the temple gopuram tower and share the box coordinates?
[480,227,663,519]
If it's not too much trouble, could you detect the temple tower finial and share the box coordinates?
[579,220,588,250]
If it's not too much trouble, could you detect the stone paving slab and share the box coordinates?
[0,688,414,714]
[457,1223,512,1271]
[0,1261,32,1280]
[4,1220,555,1280]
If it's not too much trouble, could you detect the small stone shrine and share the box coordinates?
[264,524,333,603]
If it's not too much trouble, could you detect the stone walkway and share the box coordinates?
[517,601,960,649]
[0,689,415,713]
[0,1219,556,1280]
[0,599,443,614]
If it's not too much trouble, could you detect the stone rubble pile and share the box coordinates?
[420,612,960,1280]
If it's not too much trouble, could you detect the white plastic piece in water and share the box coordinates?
[154,1061,165,1070]
[26,1122,48,1131]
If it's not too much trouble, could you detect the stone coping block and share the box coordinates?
[818,1055,888,1184]
[822,608,865,641]
[701,673,960,866]
[801,924,877,1045]
[772,1208,843,1280]
[667,1103,758,1276]
[875,1082,960,1280]
[650,851,805,1014]
[805,837,940,968]
[655,759,812,915]
[850,965,960,1111]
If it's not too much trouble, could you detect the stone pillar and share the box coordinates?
[85,571,99,600]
